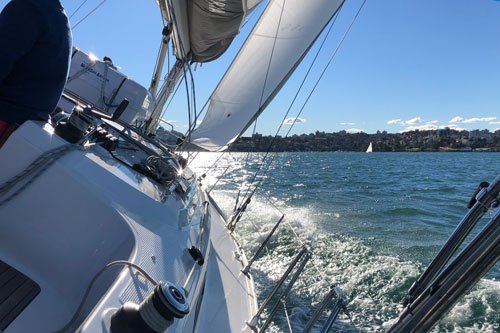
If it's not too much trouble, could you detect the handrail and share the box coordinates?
[320,290,347,333]
[303,286,347,333]
[389,209,499,332]
[259,248,312,332]
[403,176,500,305]
[246,246,312,332]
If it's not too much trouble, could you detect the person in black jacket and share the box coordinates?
[0,0,71,144]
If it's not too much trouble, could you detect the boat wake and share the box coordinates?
[209,191,500,333]
[190,153,499,332]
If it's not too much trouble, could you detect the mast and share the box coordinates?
[144,59,187,134]
[149,25,172,97]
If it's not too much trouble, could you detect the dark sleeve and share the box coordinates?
[0,0,43,82]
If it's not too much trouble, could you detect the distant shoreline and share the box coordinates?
[225,149,500,153]
[226,128,500,153]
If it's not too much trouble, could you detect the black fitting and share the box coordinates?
[467,181,490,209]
[188,246,204,266]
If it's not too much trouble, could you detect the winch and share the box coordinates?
[110,281,189,333]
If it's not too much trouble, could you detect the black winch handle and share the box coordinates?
[467,181,490,209]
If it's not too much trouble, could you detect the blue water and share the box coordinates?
[191,152,499,332]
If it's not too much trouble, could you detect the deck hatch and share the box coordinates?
[0,260,41,331]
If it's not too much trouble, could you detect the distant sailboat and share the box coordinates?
[366,142,373,153]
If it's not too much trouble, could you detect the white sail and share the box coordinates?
[191,0,345,151]
[366,142,373,153]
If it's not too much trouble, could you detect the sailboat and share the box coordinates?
[366,142,373,153]
[0,0,498,332]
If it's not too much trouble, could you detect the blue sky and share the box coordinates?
[2,0,499,135]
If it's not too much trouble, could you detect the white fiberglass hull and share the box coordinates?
[0,121,256,332]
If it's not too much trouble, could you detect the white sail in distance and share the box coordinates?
[190,0,345,151]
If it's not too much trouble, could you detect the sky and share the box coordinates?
[1,0,499,135]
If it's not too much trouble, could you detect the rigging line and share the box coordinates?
[243,0,367,204]
[283,0,368,140]
[282,299,293,333]
[244,211,273,257]
[190,0,285,163]
[161,72,183,121]
[71,0,108,30]
[262,194,305,246]
[235,118,260,210]
[195,150,227,173]
[284,218,305,246]
[181,65,192,142]
[188,62,198,134]
[343,308,360,332]
[255,0,286,118]
[233,0,287,210]
[189,0,272,128]
[160,0,197,141]
[260,3,344,156]
[155,0,196,142]
[255,0,367,185]
[237,2,345,208]
[167,40,171,74]
[186,151,199,166]
[231,0,365,239]
[68,0,90,20]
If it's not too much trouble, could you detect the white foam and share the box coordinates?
[189,152,499,332]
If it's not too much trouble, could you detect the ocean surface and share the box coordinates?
[190,152,499,332]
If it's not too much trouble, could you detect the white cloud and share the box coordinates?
[490,121,500,125]
[340,122,356,125]
[463,117,496,123]
[403,123,439,132]
[405,117,422,125]
[446,124,466,131]
[449,116,496,124]
[346,128,364,133]
[449,116,464,123]
[403,122,469,132]
[282,117,306,125]
[387,117,422,126]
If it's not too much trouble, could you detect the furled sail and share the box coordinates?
[158,0,263,62]
[190,0,345,151]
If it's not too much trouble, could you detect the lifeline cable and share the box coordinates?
[232,0,287,217]
[68,0,90,20]
[72,0,108,30]
[234,3,345,213]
